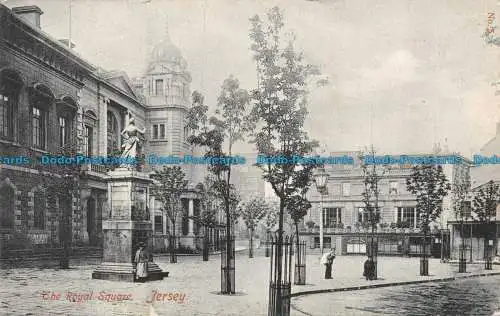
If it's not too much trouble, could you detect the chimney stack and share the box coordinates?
[12,6,43,29]
[58,39,76,49]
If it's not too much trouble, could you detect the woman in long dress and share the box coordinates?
[120,118,145,166]
[134,242,148,282]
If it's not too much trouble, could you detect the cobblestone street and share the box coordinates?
[1,253,498,316]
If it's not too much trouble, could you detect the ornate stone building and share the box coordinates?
[303,151,471,258]
[0,4,216,257]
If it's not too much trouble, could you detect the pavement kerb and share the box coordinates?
[286,271,500,299]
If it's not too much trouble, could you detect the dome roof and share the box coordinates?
[150,39,183,63]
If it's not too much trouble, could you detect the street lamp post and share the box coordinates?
[320,194,324,253]
[314,168,329,254]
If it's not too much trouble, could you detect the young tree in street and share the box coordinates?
[287,194,311,247]
[238,197,269,258]
[360,147,385,279]
[187,76,249,294]
[248,7,322,314]
[263,204,279,257]
[195,180,218,261]
[472,180,500,269]
[287,194,311,284]
[151,166,188,263]
[264,203,279,232]
[406,164,450,276]
[451,165,471,271]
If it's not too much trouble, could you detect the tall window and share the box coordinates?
[397,207,416,228]
[83,125,93,156]
[107,111,119,155]
[358,207,365,223]
[152,124,166,140]
[342,183,350,196]
[459,201,472,218]
[59,116,71,147]
[0,92,15,140]
[358,207,381,224]
[32,106,46,149]
[154,215,163,233]
[389,181,399,195]
[160,124,165,139]
[173,83,181,96]
[33,191,45,229]
[0,72,21,141]
[183,126,189,141]
[0,184,15,229]
[153,125,158,139]
[323,207,342,228]
[155,79,164,96]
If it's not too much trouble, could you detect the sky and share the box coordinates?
[5,0,500,157]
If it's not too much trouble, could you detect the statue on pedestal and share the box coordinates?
[120,117,146,169]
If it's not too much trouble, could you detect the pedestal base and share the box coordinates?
[92,262,167,282]
[180,235,196,249]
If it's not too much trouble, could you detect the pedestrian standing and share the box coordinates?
[321,248,336,279]
[363,258,375,280]
[134,242,149,282]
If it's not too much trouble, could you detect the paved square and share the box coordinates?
[1,253,497,316]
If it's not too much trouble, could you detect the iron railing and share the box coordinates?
[268,234,293,316]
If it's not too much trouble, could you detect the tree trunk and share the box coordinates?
[459,221,466,273]
[171,223,177,263]
[224,196,232,293]
[203,225,209,261]
[59,197,70,269]
[275,200,285,315]
[294,222,303,284]
[249,229,253,258]
[469,224,473,263]
[295,223,300,254]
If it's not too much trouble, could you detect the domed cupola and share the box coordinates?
[151,39,182,63]
[147,27,187,73]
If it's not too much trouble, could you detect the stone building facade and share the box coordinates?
[0,4,217,256]
[447,123,500,261]
[303,151,471,257]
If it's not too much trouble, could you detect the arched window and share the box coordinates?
[0,183,15,229]
[107,111,119,155]
[0,70,22,141]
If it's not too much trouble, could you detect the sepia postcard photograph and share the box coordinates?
[1,0,500,315]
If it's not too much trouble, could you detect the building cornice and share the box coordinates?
[1,44,85,88]
[1,5,96,77]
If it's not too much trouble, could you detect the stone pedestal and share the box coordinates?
[92,168,166,282]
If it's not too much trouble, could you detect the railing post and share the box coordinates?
[294,240,306,285]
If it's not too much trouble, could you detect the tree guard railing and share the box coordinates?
[294,240,306,285]
[268,234,293,316]
[221,235,235,294]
